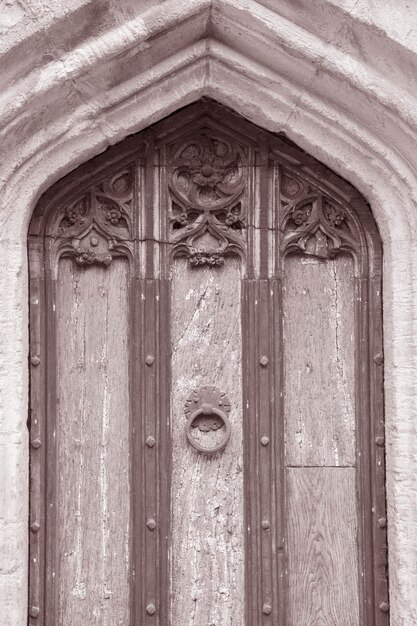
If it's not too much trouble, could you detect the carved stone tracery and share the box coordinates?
[169,132,246,265]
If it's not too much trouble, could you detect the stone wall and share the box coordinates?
[1,1,417,624]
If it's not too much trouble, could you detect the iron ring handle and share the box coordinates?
[186,406,231,454]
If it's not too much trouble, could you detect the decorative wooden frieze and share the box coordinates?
[280,171,307,200]
[71,228,113,266]
[168,132,247,265]
[281,193,358,259]
[51,167,134,268]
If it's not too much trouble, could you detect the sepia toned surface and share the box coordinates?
[283,253,360,625]
[170,258,244,625]
[26,102,386,626]
[283,255,356,467]
[2,2,417,624]
[287,468,359,626]
[56,259,130,625]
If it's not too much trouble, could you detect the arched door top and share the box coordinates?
[30,99,381,280]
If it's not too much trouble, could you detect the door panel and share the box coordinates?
[28,100,387,626]
[171,258,244,625]
[283,254,359,623]
[287,468,359,625]
[56,259,130,624]
[283,255,355,467]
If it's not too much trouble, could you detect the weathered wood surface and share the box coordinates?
[56,259,130,625]
[283,255,356,467]
[171,258,244,626]
[287,468,359,626]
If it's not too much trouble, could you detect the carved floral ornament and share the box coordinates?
[281,193,358,260]
[54,169,134,267]
[168,132,247,266]
[45,129,363,271]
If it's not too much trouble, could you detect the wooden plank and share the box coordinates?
[369,275,389,623]
[134,278,171,625]
[243,279,285,625]
[283,255,356,467]
[28,239,46,624]
[355,276,374,625]
[287,467,360,626]
[170,258,244,625]
[56,259,130,625]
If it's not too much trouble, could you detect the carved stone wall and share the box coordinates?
[1,2,417,625]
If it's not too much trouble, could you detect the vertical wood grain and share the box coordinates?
[28,240,46,624]
[171,258,244,626]
[283,255,356,467]
[287,468,360,626]
[133,278,171,625]
[369,275,389,622]
[243,279,285,625]
[56,259,130,625]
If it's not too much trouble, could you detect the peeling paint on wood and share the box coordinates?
[56,259,130,625]
[283,255,356,467]
[170,258,244,625]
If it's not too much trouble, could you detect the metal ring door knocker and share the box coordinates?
[184,386,231,454]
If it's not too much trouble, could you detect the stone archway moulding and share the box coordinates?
[1,2,417,625]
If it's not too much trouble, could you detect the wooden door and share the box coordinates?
[28,100,388,625]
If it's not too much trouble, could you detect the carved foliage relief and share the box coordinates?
[280,170,359,260]
[44,124,364,272]
[52,168,133,267]
[168,131,247,266]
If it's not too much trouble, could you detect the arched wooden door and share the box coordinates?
[28,100,388,625]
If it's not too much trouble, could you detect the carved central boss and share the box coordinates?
[169,133,247,265]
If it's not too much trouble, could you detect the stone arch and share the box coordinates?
[1,2,417,624]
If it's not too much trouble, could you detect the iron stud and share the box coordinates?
[261,436,270,446]
[29,606,40,618]
[259,355,269,367]
[379,602,389,613]
[147,518,156,530]
[31,438,41,449]
[145,355,154,366]
[31,355,40,366]
[146,603,156,615]
[262,603,272,615]
[375,436,385,447]
[146,436,156,448]
[31,522,40,533]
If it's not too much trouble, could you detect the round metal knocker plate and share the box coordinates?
[184,386,231,454]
